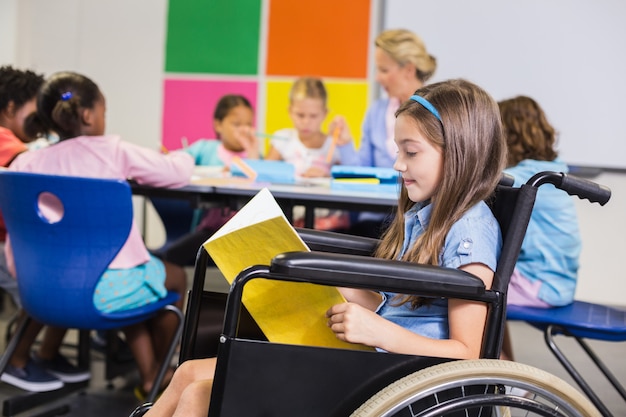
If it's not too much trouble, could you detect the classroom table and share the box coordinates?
[130,173,399,229]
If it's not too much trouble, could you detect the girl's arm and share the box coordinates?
[120,140,194,188]
[264,146,282,161]
[337,287,382,311]
[183,140,210,165]
[327,262,493,359]
[328,115,354,147]
[235,127,260,160]
[328,116,360,166]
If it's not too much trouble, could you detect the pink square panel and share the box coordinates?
[162,78,258,150]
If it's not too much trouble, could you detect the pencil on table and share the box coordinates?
[231,156,258,181]
[326,126,341,163]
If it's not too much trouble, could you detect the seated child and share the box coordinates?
[265,77,352,230]
[498,95,581,361]
[156,94,258,267]
[6,70,194,398]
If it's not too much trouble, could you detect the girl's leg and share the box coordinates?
[37,326,68,360]
[123,322,162,394]
[163,260,186,310]
[127,259,187,394]
[149,260,186,366]
[9,314,43,368]
[145,358,217,417]
[124,259,188,395]
[171,379,214,417]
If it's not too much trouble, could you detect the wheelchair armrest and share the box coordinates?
[270,251,486,299]
[295,228,379,256]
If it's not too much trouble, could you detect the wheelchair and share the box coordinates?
[132,171,611,416]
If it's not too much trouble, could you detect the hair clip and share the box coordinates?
[61,92,73,101]
[410,95,441,122]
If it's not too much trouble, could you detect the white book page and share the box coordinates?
[208,188,294,242]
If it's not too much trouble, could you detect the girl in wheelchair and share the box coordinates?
[139,78,507,417]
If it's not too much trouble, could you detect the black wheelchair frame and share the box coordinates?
[174,171,610,417]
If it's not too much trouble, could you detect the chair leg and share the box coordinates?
[0,312,31,374]
[544,324,622,417]
[146,305,184,403]
[574,334,626,402]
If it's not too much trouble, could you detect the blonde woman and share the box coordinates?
[334,28,437,168]
[333,29,437,237]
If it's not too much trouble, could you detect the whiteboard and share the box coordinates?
[384,0,626,169]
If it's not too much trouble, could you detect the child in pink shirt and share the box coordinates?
[6,71,194,397]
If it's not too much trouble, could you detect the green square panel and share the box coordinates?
[166,0,261,74]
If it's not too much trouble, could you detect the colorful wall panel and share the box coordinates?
[266,0,370,78]
[162,0,372,152]
[162,79,258,151]
[165,0,262,75]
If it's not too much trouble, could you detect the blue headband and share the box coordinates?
[410,95,441,122]
[61,92,73,101]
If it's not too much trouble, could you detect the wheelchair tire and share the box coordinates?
[350,359,600,417]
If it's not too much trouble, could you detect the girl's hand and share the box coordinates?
[326,302,384,347]
[301,165,330,178]
[328,115,353,146]
[235,126,259,159]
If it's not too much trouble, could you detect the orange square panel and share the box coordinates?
[267,0,370,78]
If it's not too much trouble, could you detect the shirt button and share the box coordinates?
[463,242,470,249]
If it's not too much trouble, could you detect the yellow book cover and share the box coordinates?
[203,188,372,351]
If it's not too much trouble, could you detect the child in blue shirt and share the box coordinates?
[158,94,258,266]
[498,95,581,361]
[500,96,581,308]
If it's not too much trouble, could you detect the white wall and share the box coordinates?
[7,0,168,150]
[384,0,626,170]
[573,172,626,304]
[4,0,625,306]
[0,0,17,64]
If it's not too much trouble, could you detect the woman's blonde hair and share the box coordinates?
[375,29,437,83]
[289,77,327,106]
[376,79,506,308]
[498,96,558,167]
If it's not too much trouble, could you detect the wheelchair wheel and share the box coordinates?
[351,359,600,417]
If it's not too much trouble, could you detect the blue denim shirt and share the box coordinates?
[376,201,502,341]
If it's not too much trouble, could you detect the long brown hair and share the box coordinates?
[375,79,506,307]
[498,95,557,167]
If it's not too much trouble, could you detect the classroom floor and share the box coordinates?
[0,269,624,417]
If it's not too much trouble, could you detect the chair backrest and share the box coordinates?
[0,171,133,328]
[481,183,538,357]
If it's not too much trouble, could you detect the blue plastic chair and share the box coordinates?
[507,302,626,416]
[0,171,184,410]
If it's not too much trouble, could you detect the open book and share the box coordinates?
[203,188,372,350]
